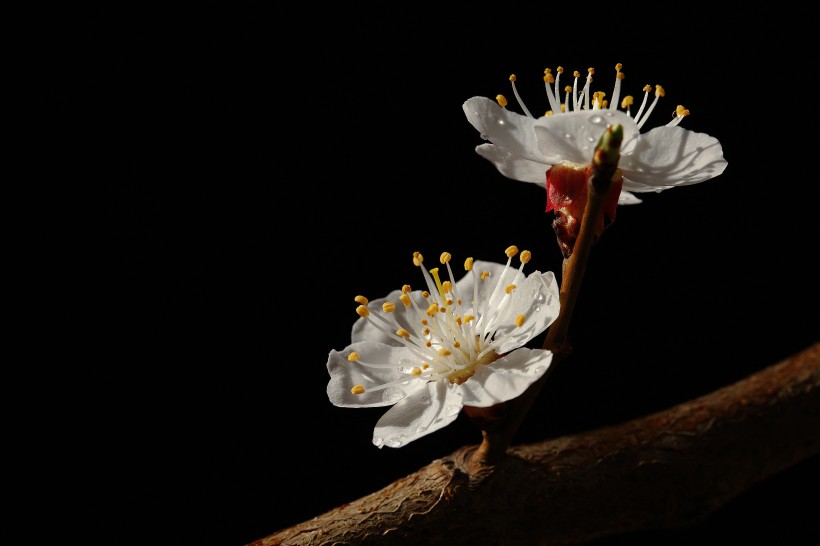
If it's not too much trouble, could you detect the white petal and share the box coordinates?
[351,289,425,346]
[463,97,545,163]
[453,260,525,315]
[533,110,640,165]
[618,126,727,189]
[326,341,426,408]
[474,144,550,185]
[617,190,643,205]
[373,381,463,448]
[459,348,553,407]
[494,271,560,354]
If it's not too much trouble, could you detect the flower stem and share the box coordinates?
[468,125,623,469]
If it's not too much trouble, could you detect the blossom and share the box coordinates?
[326,246,560,448]
[462,64,727,206]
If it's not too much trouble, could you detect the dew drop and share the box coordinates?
[605,111,614,117]
[535,366,544,374]
[497,119,505,126]
[586,136,595,142]
[564,133,572,139]
[373,436,384,447]
[385,438,402,448]
[534,306,541,312]
[445,404,461,416]
[590,115,604,125]
[382,387,404,403]
[537,293,546,303]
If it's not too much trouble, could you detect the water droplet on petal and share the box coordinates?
[497,119,505,126]
[398,358,413,367]
[373,437,384,447]
[586,136,595,142]
[537,294,546,303]
[534,306,541,312]
[382,387,405,403]
[564,133,572,139]
[385,438,402,448]
[590,115,603,125]
[445,404,461,417]
[535,366,544,374]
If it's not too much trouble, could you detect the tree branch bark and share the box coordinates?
[253,342,820,546]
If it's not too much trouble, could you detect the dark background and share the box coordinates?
[44,6,819,546]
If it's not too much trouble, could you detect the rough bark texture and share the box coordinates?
[254,342,820,546]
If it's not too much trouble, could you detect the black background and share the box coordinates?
[44,6,819,546]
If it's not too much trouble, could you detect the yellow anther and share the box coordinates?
[453,341,461,348]
[412,252,423,266]
[446,299,453,306]
[439,306,447,313]
[396,328,410,338]
[456,317,462,326]
[676,104,690,117]
[520,250,531,264]
[351,385,365,395]
[573,70,580,78]
[616,72,625,80]
[423,327,430,335]
[621,96,634,108]
[557,66,564,73]
[505,284,516,294]
[438,348,452,356]
[426,341,432,347]
[544,73,555,84]
[347,352,360,362]
[587,67,595,75]
[464,257,474,271]
[505,245,519,257]
[560,104,566,112]
[402,284,412,294]
[441,281,452,294]
[440,252,452,264]
[426,302,439,316]
[509,74,517,82]
[421,319,428,325]
[411,367,422,376]
[463,315,475,323]
[643,84,652,92]
[457,299,462,305]
[399,294,411,307]
[544,68,552,74]
[496,94,508,108]
[422,291,430,298]
[602,100,608,108]
[545,110,554,116]
[480,271,490,279]
[564,85,572,93]
[356,305,370,318]
[655,85,665,97]
[422,363,430,370]
[615,63,623,71]
[382,302,396,313]
[354,295,368,305]
[515,314,526,327]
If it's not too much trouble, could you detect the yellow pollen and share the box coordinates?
[456,317,462,325]
[351,385,365,395]
[402,284,412,294]
[426,341,432,347]
[464,257,474,271]
[621,96,634,108]
[422,291,430,298]
[545,110,554,116]
[602,100,608,108]
[426,302,439,316]
[356,305,370,318]
[421,319,428,325]
[564,85,572,93]
[422,363,430,370]
[441,281,452,294]
[544,68,552,75]
[573,70,580,78]
[453,341,461,348]
[643,84,652,92]
[480,271,490,279]
[411,367,422,376]
[587,67,594,75]
[560,104,566,112]
[440,252,452,264]
[515,314,526,327]
[520,250,532,264]
[457,299,462,305]
[438,348,452,356]
[655,85,665,97]
[496,94,508,108]
[399,294,411,307]
[505,245,519,257]
[396,328,410,338]
[423,327,430,334]
[615,63,623,71]
[354,295,368,305]
[446,298,453,305]
[412,252,423,266]
[440,306,447,313]
[617,72,625,80]
[347,352,360,362]
[463,315,475,323]
[509,74,517,82]
[544,73,554,84]
[676,104,690,117]
[382,302,396,313]
[557,66,564,73]
[505,284,516,294]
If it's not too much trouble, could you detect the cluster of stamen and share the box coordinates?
[500,63,689,129]
[348,246,534,395]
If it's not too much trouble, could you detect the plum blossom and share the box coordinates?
[326,246,560,448]
[463,64,727,206]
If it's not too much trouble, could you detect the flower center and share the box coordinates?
[348,247,534,396]
[502,63,690,129]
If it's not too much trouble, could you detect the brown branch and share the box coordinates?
[253,342,820,546]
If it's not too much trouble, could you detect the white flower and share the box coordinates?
[463,64,727,205]
[326,247,560,448]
